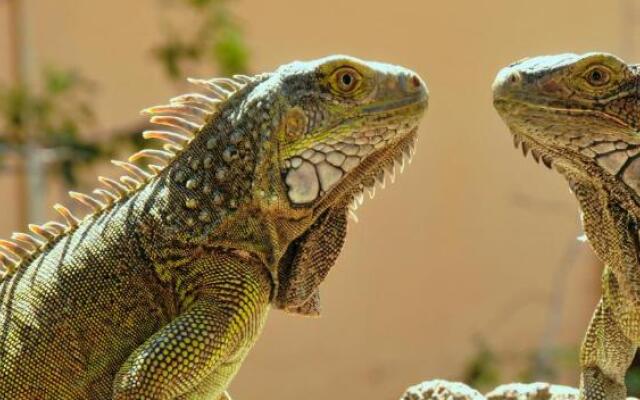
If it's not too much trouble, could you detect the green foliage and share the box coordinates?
[462,337,579,392]
[517,346,578,384]
[213,24,248,76]
[463,338,501,391]
[0,67,100,185]
[0,0,249,186]
[625,353,640,397]
[464,337,640,397]
[153,0,249,80]
[154,37,200,80]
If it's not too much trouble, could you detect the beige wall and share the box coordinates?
[0,1,633,398]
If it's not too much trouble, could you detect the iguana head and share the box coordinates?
[154,55,427,236]
[492,52,640,186]
[266,55,428,217]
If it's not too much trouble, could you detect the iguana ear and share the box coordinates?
[274,207,347,316]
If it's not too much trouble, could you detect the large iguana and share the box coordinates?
[0,55,428,399]
[493,52,640,400]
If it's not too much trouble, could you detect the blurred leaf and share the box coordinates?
[185,0,215,8]
[154,38,201,80]
[463,338,500,391]
[0,85,30,132]
[626,352,640,397]
[0,0,249,185]
[462,338,581,393]
[44,68,76,94]
[213,25,248,75]
[154,0,249,80]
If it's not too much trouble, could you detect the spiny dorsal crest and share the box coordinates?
[0,73,262,282]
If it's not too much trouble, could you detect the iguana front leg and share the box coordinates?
[113,253,271,399]
[579,271,636,400]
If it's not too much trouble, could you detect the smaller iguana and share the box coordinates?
[493,52,640,400]
[0,55,427,399]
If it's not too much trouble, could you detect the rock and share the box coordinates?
[401,380,484,400]
[486,382,578,400]
[400,380,639,400]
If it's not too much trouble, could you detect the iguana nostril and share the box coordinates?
[401,74,425,93]
[508,71,521,85]
[411,75,420,88]
[492,68,523,99]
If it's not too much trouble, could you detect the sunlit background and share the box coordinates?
[1,0,640,398]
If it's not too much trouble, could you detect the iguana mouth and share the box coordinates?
[494,99,633,130]
[361,91,428,114]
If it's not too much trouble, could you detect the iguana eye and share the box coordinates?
[332,67,361,93]
[584,66,611,87]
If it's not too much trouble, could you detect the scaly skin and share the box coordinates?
[0,55,428,399]
[493,52,640,400]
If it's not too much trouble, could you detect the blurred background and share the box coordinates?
[1,0,639,398]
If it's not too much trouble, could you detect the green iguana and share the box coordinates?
[493,52,640,400]
[0,55,428,399]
